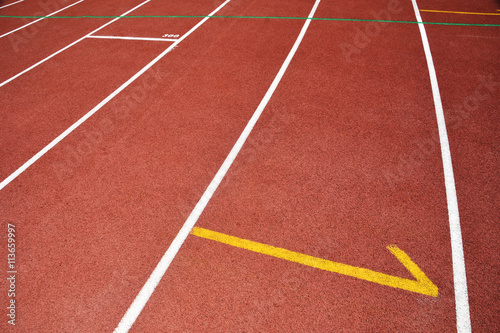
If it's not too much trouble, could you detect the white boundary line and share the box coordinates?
[0,0,227,191]
[0,0,151,87]
[86,35,177,42]
[411,1,471,332]
[0,0,84,39]
[113,0,321,331]
[0,0,23,10]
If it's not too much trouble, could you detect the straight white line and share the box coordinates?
[0,0,229,192]
[113,0,321,332]
[1,1,227,192]
[411,1,471,332]
[0,0,23,10]
[0,0,151,87]
[0,0,223,191]
[86,35,177,42]
[0,0,84,39]
[0,2,174,190]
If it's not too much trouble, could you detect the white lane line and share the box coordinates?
[0,0,229,192]
[0,0,211,191]
[113,0,321,332]
[0,0,84,39]
[0,2,161,190]
[411,1,471,332]
[87,35,177,42]
[0,0,24,10]
[0,0,151,87]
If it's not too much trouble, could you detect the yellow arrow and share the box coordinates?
[191,227,438,297]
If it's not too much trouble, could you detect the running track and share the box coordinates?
[0,0,498,332]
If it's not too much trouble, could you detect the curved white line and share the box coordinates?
[411,1,471,332]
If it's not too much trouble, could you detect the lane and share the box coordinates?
[0,0,148,82]
[129,1,461,332]
[419,0,500,330]
[0,0,312,332]
[120,0,321,330]
[0,38,169,180]
[0,0,84,39]
[0,0,79,35]
[0,1,167,181]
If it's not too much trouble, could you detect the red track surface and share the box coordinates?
[0,0,498,332]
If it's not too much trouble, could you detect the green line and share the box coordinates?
[0,14,499,27]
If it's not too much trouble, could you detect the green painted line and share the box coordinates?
[0,14,499,27]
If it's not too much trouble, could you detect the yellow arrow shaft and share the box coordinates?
[191,227,438,297]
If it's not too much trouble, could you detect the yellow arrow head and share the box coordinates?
[386,245,439,297]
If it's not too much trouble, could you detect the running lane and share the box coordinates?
[0,0,148,82]
[0,0,312,332]
[0,0,83,35]
[0,37,168,180]
[128,0,461,332]
[419,0,500,330]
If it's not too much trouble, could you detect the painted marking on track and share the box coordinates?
[420,9,500,16]
[0,0,152,190]
[0,0,151,87]
[0,0,23,10]
[191,227,439,297]
[113,0,322,332]
[0,0,84,39]
[86,35,176,42]
[412,1,471,332]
